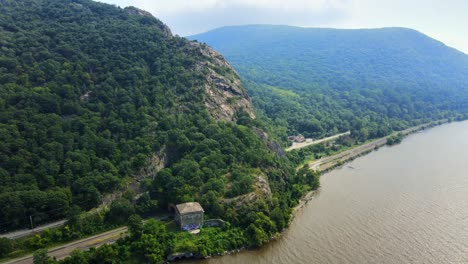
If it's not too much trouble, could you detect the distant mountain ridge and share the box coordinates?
[191,25,468,92]
[191,25,468,138]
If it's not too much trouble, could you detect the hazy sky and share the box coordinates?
[98,0,468,54]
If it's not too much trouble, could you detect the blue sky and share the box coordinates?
[98,0,468,54]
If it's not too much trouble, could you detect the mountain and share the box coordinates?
[191,25,468,140]
[0,0,306,242]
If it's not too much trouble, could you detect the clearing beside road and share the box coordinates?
[286,131,350,151]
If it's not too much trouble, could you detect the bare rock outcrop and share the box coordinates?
[223,174,272,208]
[101,148,169,206]
[254,127,286,157]
[186,41,255,122]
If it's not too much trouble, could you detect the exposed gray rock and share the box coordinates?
[254,127,286,157]
[267,141,286,157]
[222,174,272,208]
[124,6,154,17]
[136,149,169,181]
[186,41,255,122]
[101,148,169,207]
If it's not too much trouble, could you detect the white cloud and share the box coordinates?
[129,0,350,14]
[100,0,349,37]
[100,0,468,53]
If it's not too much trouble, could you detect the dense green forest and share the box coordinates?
[191,25,468,141]
[0,1,325,261]
[2,1,466,262]
[0,0,319,241]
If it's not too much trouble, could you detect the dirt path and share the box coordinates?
[286,131,350,151]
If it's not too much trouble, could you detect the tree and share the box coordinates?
[135,193,158,215]
[134,234,165,263]
[33,248,49,264]
[246,224,268,247]
[0,238,13,258]
[61,250,88,264]
[88,244,118,264]
[127,214,143,239]
[106,199,135,225]
[73,183,101,211]
[130,219,168,263]
[270,207,288,231]
[66,205,82,232]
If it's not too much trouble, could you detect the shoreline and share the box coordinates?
[309,119,448,172]
[291,119,449,220]
[188,118,461,262]
[1,120,454,263]
[205,118,468,264]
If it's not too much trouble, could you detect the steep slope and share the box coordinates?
[191,25,468,140]
[0,1,292,233]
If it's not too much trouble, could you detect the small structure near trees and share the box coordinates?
[288,134,306,143]
[174,202,204,231]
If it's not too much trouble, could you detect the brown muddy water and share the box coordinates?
[193,121,468,264]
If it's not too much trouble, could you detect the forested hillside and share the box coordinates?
[0,0,310,245]
[191,25,468,141]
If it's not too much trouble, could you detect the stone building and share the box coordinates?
[175,202,204,231]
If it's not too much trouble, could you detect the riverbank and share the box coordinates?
[2,120,453,263]
[179,119,460,263]
[291,119,449,220]
[200,120,468,264]
[309,120,448,172]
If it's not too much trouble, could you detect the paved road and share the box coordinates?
[0,220,67,240]
[2,215,171,264]
[3,227,128,264]
[286,131,351,151]
[308,121,444,171]
[309,137,387,171]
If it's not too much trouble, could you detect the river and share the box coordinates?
[196,121,468,264]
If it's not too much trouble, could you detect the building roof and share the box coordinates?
[175,202,204,214]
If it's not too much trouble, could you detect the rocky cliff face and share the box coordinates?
[126,6,254,122]
[187,42,256,122]
[103,11,257,204]
[222,174,272,208]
